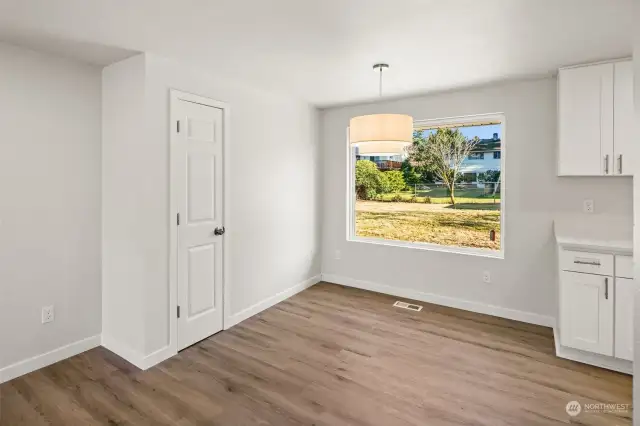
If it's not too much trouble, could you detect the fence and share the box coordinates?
[412,182,501,201]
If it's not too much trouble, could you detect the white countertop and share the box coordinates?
[554,214,633,255]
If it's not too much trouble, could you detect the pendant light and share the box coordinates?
[349,64,413,156]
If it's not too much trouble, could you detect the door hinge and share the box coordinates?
[177,213,180,226]
[177,120,180,133]
[177,305,181,318]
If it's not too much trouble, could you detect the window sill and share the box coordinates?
[348,236,504,260]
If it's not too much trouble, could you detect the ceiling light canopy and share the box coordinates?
[349,64,413,156]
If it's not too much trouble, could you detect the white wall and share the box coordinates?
[101,55,147,356]
[143,54,321,354]
[321,77,633,322]
[0,42,102,371]
[101,53,321,359]
[632,1,640,420]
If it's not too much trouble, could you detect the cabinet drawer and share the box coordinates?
[559,250,613,276]
[615,255,634,279]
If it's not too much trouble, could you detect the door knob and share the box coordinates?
[214,227,226,236]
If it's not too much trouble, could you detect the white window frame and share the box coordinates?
[346,112,506,259]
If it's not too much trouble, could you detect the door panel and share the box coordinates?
[559,271,613,356]
[615,277,635,361]
[558,63,614,176]
[187,244,216,317]
[175,99,224,351]
[614,60,633,176]
[187,153,215,222]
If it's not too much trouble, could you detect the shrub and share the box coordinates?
[383,170,406,194]
[355,160,382,200]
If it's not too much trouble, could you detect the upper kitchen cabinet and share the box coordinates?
[613,60,633,176]
[558,59,632,176]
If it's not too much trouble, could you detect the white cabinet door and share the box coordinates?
[560,271,613,355]
[558,64,614,176]
[613,60,633,176]
[614,277,635,361]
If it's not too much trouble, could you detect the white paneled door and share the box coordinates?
[175,99,225,351]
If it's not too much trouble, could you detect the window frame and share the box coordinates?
[346,112,506,259]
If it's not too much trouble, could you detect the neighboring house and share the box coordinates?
[355,152,404,171]
[459,132,501,182]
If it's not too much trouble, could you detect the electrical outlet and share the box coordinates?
[482,271,491,283]
[583,199,594,214]
[335,250,341,260]
[42,305,54,324]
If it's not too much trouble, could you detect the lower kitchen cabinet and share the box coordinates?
[560,270,613,356]
[615,277,635,361]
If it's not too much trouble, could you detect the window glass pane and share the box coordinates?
[352,119,502,252]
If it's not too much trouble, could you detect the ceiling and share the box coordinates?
[0,0,632,107]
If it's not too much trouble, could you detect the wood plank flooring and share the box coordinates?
[0,282,632,425]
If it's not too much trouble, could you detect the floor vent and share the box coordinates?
[393,301,423,312]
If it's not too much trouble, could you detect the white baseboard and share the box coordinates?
[101,335,176,371]
[141,345,175,370]
[224,274,322,329]
[0,334,101,384]
[321,274,556,328]
[101,334,146,370]
[552,328,632,375]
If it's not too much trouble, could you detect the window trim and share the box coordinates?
[346,112,506,259]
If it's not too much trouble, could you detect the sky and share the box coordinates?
[423,124,501,140]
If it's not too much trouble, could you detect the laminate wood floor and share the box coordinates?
[0,282,632,425]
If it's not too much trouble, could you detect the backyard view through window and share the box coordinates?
[352,116,503,253]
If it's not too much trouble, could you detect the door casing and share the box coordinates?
[169,89,231,356]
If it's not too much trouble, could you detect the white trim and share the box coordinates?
[139,345,175,370]
[0,335,101,384]
[552,328,632,375]
[101,334,146,369]
[347,112,506,259]
[322,274,555,328]
[169,90,231,358]
[349,236,504,259]
[224,274,322,329]
[558,57,632,71]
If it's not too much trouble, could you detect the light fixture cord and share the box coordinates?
[379,66,383,97]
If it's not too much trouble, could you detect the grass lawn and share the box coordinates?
[355,201,500,250]
[376,188,500,205]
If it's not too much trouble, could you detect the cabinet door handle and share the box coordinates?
[573,260,600,266]
[618,154,623,174]
[604,155,609,174]
[605,277,608,300]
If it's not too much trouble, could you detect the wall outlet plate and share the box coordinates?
[583,199,594,214]
[482,271,491,283]
[335,250,341,260]
[42,305,54,324]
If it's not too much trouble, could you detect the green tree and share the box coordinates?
[355,160,382,200]
[478,169,500,183]
[400,159,420,188]
[384,170,406,193]
[407,128,480,206]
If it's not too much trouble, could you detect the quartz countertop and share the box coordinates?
[554,214,633,255]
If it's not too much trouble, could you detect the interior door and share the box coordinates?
[175,99,224,351]
[558,63,614,176]
[559,271,613,356]
[613,60,633,176]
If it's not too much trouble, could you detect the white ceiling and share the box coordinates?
[0,0,632,107]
